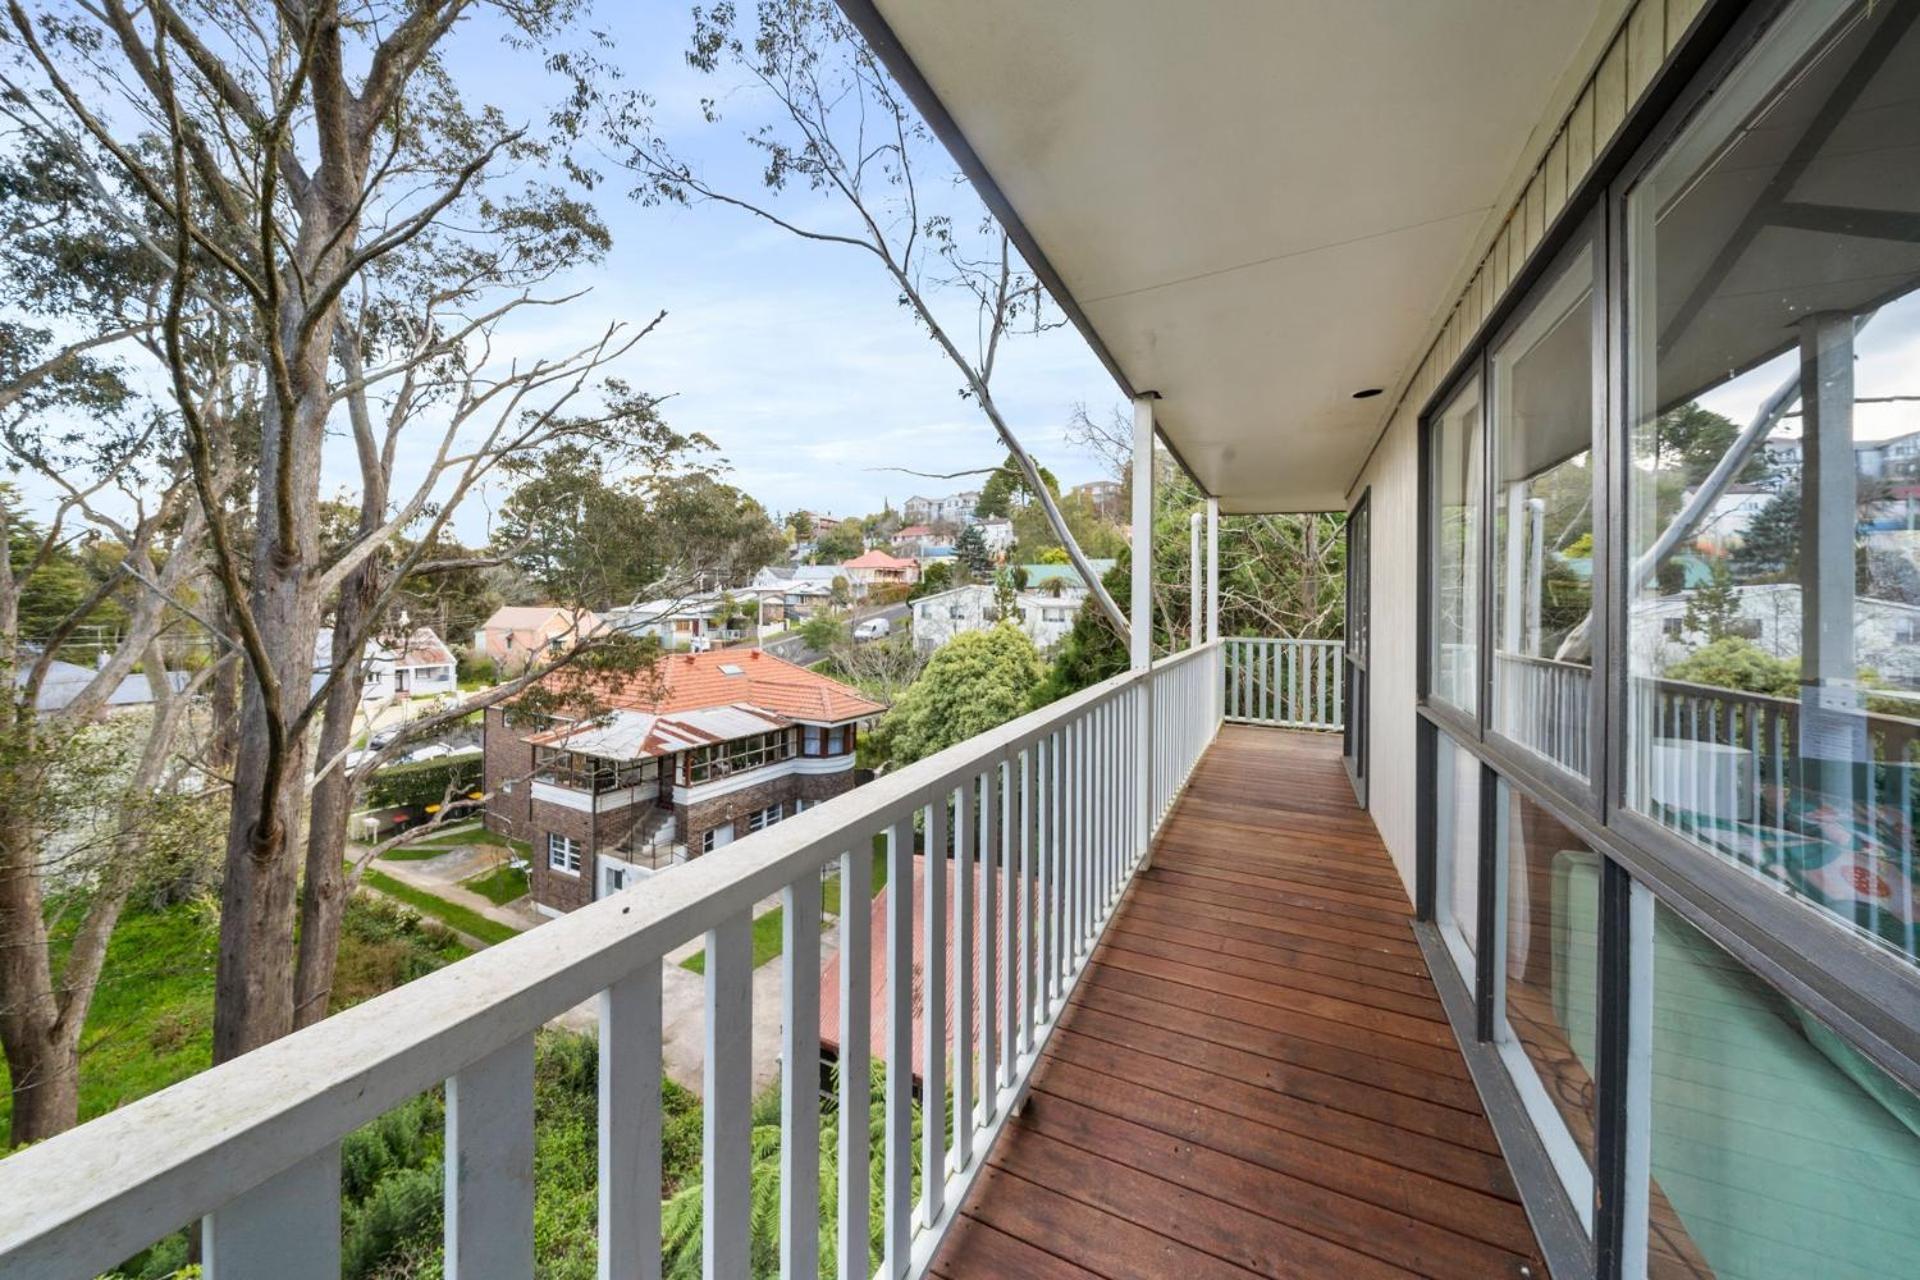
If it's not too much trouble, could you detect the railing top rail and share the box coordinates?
[0,646,1217,1273]
[1229,635,1344,646]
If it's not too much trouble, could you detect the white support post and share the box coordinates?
[202,1144,340,1280]
[600,966,663,1280]
[1798,311,1863,810]
[1131,396,1155,868]
[1189,511,1203,649]
[445,1038,535,1280]
[1206,497,1220,644]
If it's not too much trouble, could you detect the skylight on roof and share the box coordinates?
[719,663,744,676]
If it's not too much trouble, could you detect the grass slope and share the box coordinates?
[358,867,520,946]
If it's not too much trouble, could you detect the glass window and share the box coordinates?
[803,725,823,755]
[1491,242,1599,779]
[1429,376,1485,715]
[1496,783,1600,1222]
[1435,732,1483,981]
[548,833,581,874]
[1640,899,1920,1278]
[1624,0,1920,971]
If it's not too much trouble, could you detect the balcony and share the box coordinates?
[0,639,1549,1279]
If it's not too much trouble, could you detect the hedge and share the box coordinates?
[365,754,483,813]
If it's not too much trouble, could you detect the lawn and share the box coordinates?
[359,867,521,946]
[379,825,529,861]
[682,840,890,974]
[1,895,467,1140]
[463,864,530,906]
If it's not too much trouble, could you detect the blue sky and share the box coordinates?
[405,3,1123,543]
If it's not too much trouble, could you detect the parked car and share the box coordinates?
[853,617,891,641]
[398,742,455,763]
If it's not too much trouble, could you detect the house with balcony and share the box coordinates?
[312,624,458,708]
[483,648,884,911]
[7,4,1919,1280]
[840,548,921,596]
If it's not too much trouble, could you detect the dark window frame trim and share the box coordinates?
[1479,206,1611,823]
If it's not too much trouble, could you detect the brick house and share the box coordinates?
[483,648,884,915]
[472,605,603,674]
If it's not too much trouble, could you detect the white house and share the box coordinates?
[902,491,980,525]
[313,625,457,707]
[911,582,1083,653]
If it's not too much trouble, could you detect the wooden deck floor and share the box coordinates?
[929,726,1550,1280]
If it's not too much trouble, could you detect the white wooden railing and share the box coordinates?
[1222,637,1345,730]
[0,642,1225,1280]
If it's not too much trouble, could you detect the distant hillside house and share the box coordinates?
[313,624,457,706]
[484,649,885,915]
[473,606,603,673]
[902,491,980,525]
[840,549,921,596]
[1072,478,1124,519]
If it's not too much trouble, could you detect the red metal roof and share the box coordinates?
[818,855,1026,1084]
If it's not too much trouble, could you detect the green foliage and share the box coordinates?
[907,560,953,600]
[1009,488,1125,561]
[5,896,464,1147]
[1666,637,1800,698]
[974,452,1057,519]
[799,614,849,653]
[872,626,1043,767]
[1681,562,1743,641]
[1732,478,1802,580]
[955,524,992,577]
[358,869,520,947]
[1036,546,1070,565]
[456,651,497,687]
[364,755,484,813]
[1031,557,1131,707]
[814,522,866,564]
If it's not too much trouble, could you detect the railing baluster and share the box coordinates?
[704,911,753,1279]
[999,759,1015,1091]
[883,816,914,1277]
[1034,735,1052,1026]
[954,774,975,1173]
[979,771,998,1124]
[837,843,871,1280]
[446,1037,535,1280]
[601,964,663,1280]
[202,1144,339,1280]
[1019,748,1034,1056]
[780,876,820,1280]
[922,795,948,1231]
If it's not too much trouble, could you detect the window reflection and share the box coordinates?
[1496,785,1599,1215]
[1625,0,1920,969]
[1491,245,1598,779]
[1430,377,1484,716]
[1435,732,1482,980]
[1644,900,1920,1278]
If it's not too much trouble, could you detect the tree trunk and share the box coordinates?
[293,575,378,1028]
[0,802,74,1145]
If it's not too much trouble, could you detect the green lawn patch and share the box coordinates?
[684,841,891,975]
[381,825,528,860]
[681,906,786,976]
[360,867,520,946]
[464,864,530,906]
[2,895,467,1141]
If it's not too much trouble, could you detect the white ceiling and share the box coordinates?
[866,0,1613,511]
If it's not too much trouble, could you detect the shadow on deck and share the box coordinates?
[929,725,1550,1280]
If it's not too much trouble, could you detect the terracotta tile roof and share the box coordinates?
[842,550,918,570]
[549,648,884,725]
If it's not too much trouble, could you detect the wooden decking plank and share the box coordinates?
[1045,1027,1516,1195]
[988,1123,1420,1280]
[928,727,1549,1280]
[1019,1090,1541,1279]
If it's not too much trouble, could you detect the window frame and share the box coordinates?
[547,832,581,876]
[1481,210,1611,820]
[1410,1,1920,1273]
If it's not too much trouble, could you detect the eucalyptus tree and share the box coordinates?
[1,0,695,1057]
[614,0,1132,640]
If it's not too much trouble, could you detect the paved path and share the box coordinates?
[353,840,540,933]
[555,890,843,1097]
